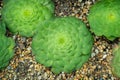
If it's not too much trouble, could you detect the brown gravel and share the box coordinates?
[0,0,120,80]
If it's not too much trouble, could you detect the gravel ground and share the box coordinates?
[0,0,120,80]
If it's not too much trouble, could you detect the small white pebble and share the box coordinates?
[27,47,31,51]
[102,55,107,59]
[78,0,82,2]
[91,52,96,57]
[38,76,42,80]
[95,49,99,54]
[29,65,33,68]
[13,35,16,39]
[81,71,85,74]
[87,1,92,5]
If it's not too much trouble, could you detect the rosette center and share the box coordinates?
[58,37,65,44]
[108,13,116,21]
[54,32,71,49]
[21,7,33,20]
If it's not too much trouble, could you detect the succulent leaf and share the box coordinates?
[111,44,120,78]
[32,17,93,74]
[0,21,6,35]
[88,0,120,41]
[2,0,54,37]
[0,35,15,69]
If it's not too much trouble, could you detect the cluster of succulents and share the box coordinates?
[111,44,120,78]
[0,21,15,70]
[1,0,94,74]
[2,0,54,37]
[88,0,120,41]
[32,17,93,74]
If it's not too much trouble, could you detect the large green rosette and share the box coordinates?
[0,35,15,70]
[32,17,93,74]
[88,0,120,40]
[2,0,54,37]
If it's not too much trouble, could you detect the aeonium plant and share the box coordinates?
[2,0,55,37]
[88,0,120,41]
[32,17,93,74]
[111,44,120,78]
[0,35,15,70]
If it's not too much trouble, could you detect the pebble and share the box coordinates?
[102,54,107,59]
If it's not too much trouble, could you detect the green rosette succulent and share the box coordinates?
[111,44,120,78]
[32,17,93,74]
[2,0,54,37]
[0,35,15,69]
[88,0,120,41]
